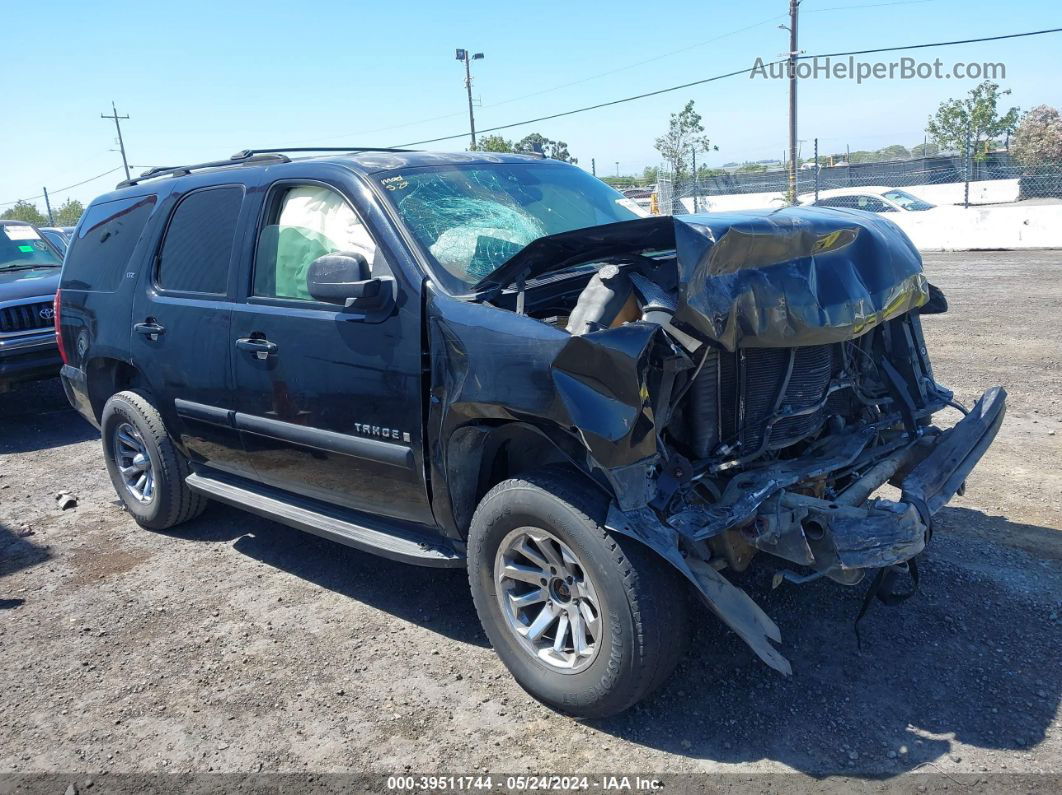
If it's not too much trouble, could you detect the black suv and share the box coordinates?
[58,149,1005,717]
[1,219,65,391]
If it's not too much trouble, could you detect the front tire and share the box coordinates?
[101,390,207,531]
[467,468,688,718]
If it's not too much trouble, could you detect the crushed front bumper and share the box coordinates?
[606,386,1006,675]
[753,386,1007,578]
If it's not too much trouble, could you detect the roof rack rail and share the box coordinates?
[230,146,415,158]
[117,146,418,189]
[117,151,292,188]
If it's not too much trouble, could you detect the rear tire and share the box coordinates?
[101,390,207,531]
[467,468,689,718]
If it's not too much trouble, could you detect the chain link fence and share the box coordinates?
[623,151,1062,215]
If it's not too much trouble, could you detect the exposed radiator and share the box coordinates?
[704,344,834,456]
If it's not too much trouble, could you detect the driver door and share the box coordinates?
[230,180,433,524]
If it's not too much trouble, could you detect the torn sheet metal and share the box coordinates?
[606,505,792,675]
[901,385,1007,521]
[475,208,929,351]
[426,291,667,514]
[667,423,878,542]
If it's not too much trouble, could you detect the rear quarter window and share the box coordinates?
[62,195,158,291]
[156,186,243,295]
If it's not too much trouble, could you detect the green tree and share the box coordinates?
[735,162,767,173]
[471,135,514,153]
[514,133,577,163]
[926,81,1020,161]
[910,141,940,158]
[1011,105,1062,167]
[0,200,48,226]
[642,166,659,183]
[847,149,878,164]
[654,100,717,182]
[53,199,84,227]
[697,165,724,179]
[876,144,911,161]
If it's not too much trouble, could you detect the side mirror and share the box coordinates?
[306,252,394,313]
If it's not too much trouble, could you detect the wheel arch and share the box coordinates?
[85,357,146,423]
[444,422,614,538]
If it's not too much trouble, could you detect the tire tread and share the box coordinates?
[468,466,688,717]
[104,390,207,530]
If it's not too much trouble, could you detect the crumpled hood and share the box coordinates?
[476,206,928,351]
[673,207,928,350]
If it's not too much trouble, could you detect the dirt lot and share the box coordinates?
[2,251,1060,785]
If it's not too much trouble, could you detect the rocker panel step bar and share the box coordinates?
[185,471,465,568]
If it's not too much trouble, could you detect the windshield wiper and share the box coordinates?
[1,264,60,272]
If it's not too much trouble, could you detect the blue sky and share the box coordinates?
[4,0,1060,210]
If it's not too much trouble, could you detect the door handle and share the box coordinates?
[236,337,278,359]
[133,321,165,340]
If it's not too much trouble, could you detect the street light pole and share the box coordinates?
[456,49,485,149]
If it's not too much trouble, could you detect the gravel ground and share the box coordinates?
[1,251,1060,786]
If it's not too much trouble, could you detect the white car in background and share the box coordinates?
[803,186,936,213]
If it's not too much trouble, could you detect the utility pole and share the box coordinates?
[615,161,620,178]
[42,187,55,226]
[101,101,131,181]
[456,49,484,149]
[591,158,596,176]
[781,0,800,205]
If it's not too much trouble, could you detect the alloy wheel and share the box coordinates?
[113,422,155,503]
[494,527,603,673]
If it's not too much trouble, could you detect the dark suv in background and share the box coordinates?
[57,148,1004,717]
[0,219,65,390]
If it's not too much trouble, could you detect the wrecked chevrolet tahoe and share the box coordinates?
[57,150,1005,718]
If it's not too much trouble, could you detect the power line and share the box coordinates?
[394,63,771,147]
[804,0,939,13]
[799,26,1062,59]
[280,4,938,146]
[0,166,128,207]
[480,12,788,111]
[7,23,1058,204]
[394,26,1062,148]
[299,11,789,145]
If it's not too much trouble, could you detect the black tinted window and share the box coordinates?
[157,186,243,294]
[61,195,157,290]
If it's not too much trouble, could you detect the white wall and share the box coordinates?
[691,178,1022,215]
[887,204,1062,250]
[676,179,1059,250]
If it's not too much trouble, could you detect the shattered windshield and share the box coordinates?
[374,161,643,292]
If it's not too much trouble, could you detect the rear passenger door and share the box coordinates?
[130,184,254,477]
[229,179,433,524]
